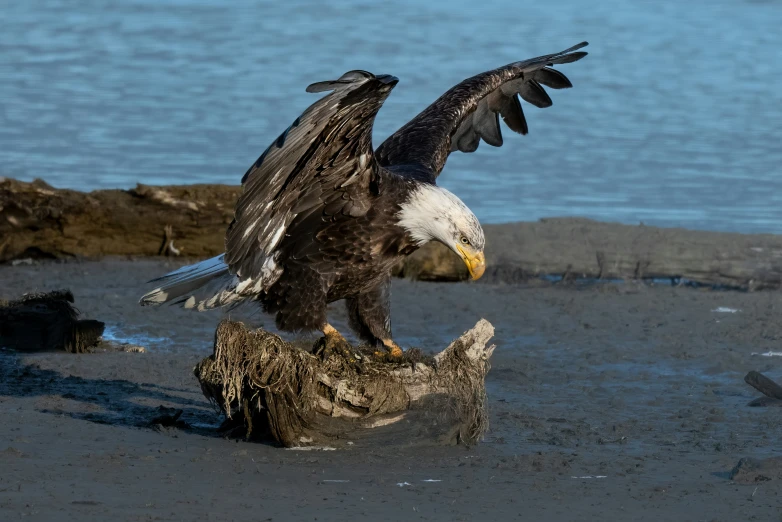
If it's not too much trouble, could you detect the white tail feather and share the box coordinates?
[139,254,282,311]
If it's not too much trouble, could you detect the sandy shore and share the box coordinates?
[1,259,781,520]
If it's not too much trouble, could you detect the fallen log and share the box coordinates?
[4,177,782,289]
[0,290,104,353]
[744,371,782,407]
[193,319,496,447]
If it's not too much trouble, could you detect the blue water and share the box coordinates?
[2,0,781,233]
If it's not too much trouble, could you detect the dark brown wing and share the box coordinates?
[224,71,398,280]
[374,42,588,177]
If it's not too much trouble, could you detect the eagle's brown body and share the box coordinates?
[259,168,421,340]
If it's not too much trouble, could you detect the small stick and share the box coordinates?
[157,225,181,256]
[744,371,782,400]
[157,225,172,255]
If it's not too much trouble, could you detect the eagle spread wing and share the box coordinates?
[374,42,588,177]
[224,71,398,281]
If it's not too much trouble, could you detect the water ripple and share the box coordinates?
[1,0,781,233]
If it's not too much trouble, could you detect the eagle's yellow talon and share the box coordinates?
[381,339,403,358]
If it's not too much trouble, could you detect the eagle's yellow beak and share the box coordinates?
[456,245,486,281]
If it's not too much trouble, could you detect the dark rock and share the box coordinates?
[0,290,104,353]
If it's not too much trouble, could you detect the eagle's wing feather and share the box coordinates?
[224,71,395,280]
[375,42,588,177]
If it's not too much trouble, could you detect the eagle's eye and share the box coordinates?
[460,236,470,246]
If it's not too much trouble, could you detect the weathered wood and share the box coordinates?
[194,319,496,447]
[744,371,782,401]
[0,290,105,353]
[4,178,782,289]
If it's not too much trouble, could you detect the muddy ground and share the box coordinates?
[1,258,781,521]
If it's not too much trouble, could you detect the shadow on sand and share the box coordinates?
[0,352,231,439]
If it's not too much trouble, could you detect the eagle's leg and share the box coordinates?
[269,263,357,363]
[381,338,404,358]
[346,278,403,358]
[322,323,345,340]
[317,323,359,363]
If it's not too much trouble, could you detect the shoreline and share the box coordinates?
[2,177,781,290]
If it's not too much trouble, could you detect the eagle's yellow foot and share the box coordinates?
[322,323,346,343]
[374,338,403,359]
[316,324,361,367]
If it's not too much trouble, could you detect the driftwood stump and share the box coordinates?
[0,290,104,353]
[194,319,496,447]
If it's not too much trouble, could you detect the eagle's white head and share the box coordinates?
[397,183,486,280]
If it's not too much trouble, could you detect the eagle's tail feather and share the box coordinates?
[139,254,238,309]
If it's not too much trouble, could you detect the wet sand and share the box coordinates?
[1,259,781,520]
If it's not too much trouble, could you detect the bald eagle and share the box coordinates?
[140,42,588,355]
